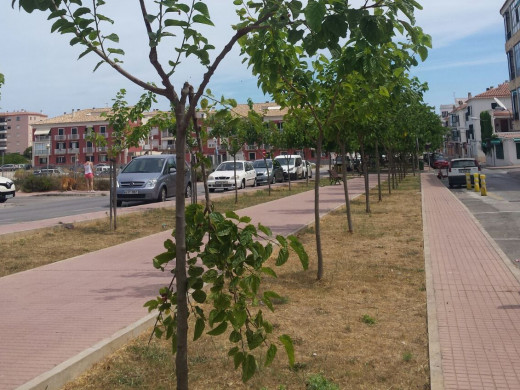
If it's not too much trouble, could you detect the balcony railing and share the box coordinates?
[97,146,108,152]
[35,135,51,142]
[54,149,67,155]
[55,135,66,141]
[83,147,95,153]
[68,148,80,154]
[68,134,80,140]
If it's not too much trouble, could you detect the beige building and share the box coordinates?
[0,110,48,154]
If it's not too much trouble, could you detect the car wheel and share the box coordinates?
[271,176,276,184]
[158,187,167,202]
[185,183,192,198]
[252,178,257,187]
[0,198,6,203]
[209,188,215,193]
[240,180,245,189]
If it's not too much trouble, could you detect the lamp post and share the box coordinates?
[46,143,50,171]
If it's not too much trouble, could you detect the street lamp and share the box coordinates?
[46,143,50,171]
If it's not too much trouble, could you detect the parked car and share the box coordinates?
[447,158,481,188]
[95,164,112,176]
[433,157,449,169]
[274,154,304,180]
[334,156,353,172]
[33,167,66,175]
[0,176,16,203]
[0,164,18,172]
[116,154,192,206]
[252,159,284,185]
[302,159,313,178]
[207,160,257,192]
[429,153,445,168]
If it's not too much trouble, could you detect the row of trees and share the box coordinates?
[12,0,445,387]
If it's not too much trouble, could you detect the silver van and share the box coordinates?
[116,154,192,207]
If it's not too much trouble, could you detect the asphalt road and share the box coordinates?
[441,167,520,266]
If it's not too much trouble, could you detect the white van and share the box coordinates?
[274,154,304,180]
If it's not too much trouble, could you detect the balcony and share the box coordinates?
[68,134,80,140]
[35,135,51,142]
[97,146,108,152]
[54,149,67,155]
[68,148,80,154]
[55,135,66,141]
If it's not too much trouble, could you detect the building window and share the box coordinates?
[100,126,107,136]
[513,90,519,120]
[516,143,520,159]
[99,154,108,162]
[58,128,65,135]
[496,143,504,159]
[86,156,94,162]
[56,156,66,164]
[16,116,20,121]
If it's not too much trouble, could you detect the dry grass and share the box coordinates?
[61,175,428,390]
[0,181,320,277]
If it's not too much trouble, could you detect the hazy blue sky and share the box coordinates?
[0,1,509,117]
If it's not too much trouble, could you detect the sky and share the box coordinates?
[0,1,510,118]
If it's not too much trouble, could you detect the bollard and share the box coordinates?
[473,173,480,192]
[480,174,487,196]
[466,172,471,189]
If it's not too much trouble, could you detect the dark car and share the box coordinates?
[252,159,284,185]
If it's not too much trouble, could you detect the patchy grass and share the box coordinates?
[0,181,324,277]
[61,175,429,389]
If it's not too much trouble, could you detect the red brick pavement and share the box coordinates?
[423,174,520,390]
[0,176,372,390]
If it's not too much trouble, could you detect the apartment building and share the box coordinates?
[0,110,47,154]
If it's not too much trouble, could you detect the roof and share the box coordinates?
[473,83,511,99]
[0,111,47,117]
[231,102,288,118]
[33,108,112,126]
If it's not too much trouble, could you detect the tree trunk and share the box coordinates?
[340,143,353,233]
[360,141,370,214]
[175,102,188,390]
[234,154,238,203]
[386,148,392,195]
[315,130,324,280]
[112,159,117,230]
[375,139,381,202]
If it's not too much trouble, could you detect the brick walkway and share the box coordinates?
[423,174,520,389]
[0,176,371,390]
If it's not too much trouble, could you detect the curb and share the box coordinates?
[16,313,157,390]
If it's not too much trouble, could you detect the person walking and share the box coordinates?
[84,159,94,192]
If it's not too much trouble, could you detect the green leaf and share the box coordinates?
[107,48,125,55]
[193,317,205,341]
[279,334,295,366]
[164,19,189,27]
[304,0,326,32]
[191,289,206,303]
[265,344,277,366]
[73,7,91,18]
[225,210,240,220]
[234,351,244,369]
[239,215,252,224]
[260,267,277,278]
[192,14,214,26]
[257,223,272,237]
[229,330,242,343]
[104,33,119,43]
[241,354,257,382]
[93,60,105,72]
[193,1,210,17]
[207,321,227,336]
[288,236,309,270]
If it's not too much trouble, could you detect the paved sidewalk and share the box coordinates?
[0,176,371,390]
[423,174,520,389]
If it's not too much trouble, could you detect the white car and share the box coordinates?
[0,176,16,203]
[302,159,313,178]
[447,158,481,188]
[208,160,257,192]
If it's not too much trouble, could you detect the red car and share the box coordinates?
[433,159,449,169]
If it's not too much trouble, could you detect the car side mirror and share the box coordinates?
[169,167,176,173]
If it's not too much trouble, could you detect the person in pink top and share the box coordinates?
[84,159,94,192]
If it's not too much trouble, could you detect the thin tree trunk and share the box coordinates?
[175,100,188,390]
[375,139,381,202]
[109,160,114,229]
[341,143,353,233]
[315,130,324,280]
[360,141,370,214]
[112,159,117,230]
[234,154,238,203]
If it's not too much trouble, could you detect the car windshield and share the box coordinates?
[253,160,272,168]
[452,160,477,168]
[123,158,165,173]
[217,162,243,171]
[276,158,295,165]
